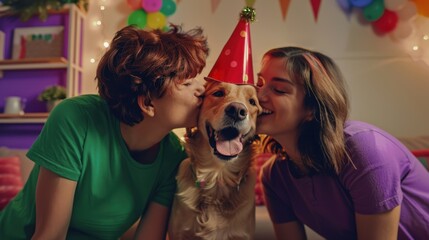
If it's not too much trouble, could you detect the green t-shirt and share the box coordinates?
[0,95,187,239]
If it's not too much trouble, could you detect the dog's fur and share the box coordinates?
[168,79,262,240]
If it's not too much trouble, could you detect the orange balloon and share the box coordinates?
[411,0,429,17]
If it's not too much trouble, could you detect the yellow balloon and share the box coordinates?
[411,0,429,17]
[147,12,167,30]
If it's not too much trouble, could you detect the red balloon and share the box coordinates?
[371,9,398,35]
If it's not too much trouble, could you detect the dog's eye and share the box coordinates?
[249,98,257,106]
[212,90,224,97]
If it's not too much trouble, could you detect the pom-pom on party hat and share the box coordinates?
[205,6,256,85]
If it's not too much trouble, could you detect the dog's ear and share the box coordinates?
[138,95,155,117]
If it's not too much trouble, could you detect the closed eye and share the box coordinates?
[212,90,225,97]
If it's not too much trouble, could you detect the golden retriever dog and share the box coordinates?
[168,79,262,240]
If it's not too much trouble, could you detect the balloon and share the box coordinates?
[147,12,167,30]
[336,0,352,13]
[160,0,176,16]
[390,21,413,40]
[362,0,384,22]
[384,0,407,11]
[372,9,398,34]
[127,9,148,29]
[412,0,429,17]
[126,0,142,10]
[397,2,418,21]
[350,0,373,8]
[142,0,162,13]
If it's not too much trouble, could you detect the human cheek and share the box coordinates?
[257,87,268,102]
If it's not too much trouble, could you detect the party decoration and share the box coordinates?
[397,1,418,21]
[279,0,292,20]
[384,0,406,11]
[310,0,322,21]
[372,9,398,34]
[391,21,413,40]
[142,0,163,13]
[160,0,176,16]
[126,0,142,10]
[147,11,167,29]
[127,9,148,29]
[336,0,353,14]
[211,0,221,13]
[126,0,177,31]
[362,0,384,22]
[205,7,256,85]
[350,0,373,8]
[411,0,429,17]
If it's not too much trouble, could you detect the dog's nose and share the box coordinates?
[225,102,247,121]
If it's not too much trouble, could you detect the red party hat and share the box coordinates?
[205,7,256,85]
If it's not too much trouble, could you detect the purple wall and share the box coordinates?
[0,11,76,149]
[0,124,44,149]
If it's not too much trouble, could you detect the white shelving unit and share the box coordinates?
[0,4,85,124]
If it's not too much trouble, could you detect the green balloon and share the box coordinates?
[127,9,147,29]
[363,0,384,22]
[160,0,176,16]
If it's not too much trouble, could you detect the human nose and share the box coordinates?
[195,78,206,97]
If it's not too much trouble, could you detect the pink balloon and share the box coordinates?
[384,0,406,11]
[126,0,141,10]
[397,1,418,21]
[142,0,162,13]
[390,21,413,40]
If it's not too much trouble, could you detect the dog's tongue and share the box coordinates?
[216,136,243,156]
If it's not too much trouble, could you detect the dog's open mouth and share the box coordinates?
[206,123,245,161]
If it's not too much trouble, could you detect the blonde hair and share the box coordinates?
[262,47,349,174]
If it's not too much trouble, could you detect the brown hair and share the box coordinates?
[96,24,209,125]
[261,47,349,174]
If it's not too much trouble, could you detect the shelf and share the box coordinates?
[0,112,49,124]
[0,57,68,70]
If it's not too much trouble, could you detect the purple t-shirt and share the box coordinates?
[261,120,429,239]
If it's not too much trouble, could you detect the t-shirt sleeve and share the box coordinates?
[261,157,298,224]
[26,99,87,181]
[340,130,405,214]
[151,132,187,207]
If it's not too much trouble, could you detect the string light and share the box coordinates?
[88,0,109,64]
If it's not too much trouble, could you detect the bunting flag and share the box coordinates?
[211,0,221,13]
[278,0,291,20]
[176,0,181,3]
[310,0,321,21]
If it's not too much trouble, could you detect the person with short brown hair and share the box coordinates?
[0,24,209,240]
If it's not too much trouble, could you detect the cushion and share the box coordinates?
[0,156,23,210]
